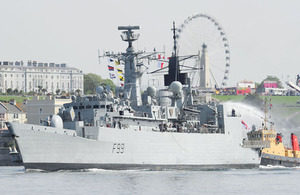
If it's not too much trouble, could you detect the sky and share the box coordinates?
[1,0,300,87]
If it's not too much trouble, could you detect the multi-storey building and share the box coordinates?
[0,60,84,94]
[26,95,72,125]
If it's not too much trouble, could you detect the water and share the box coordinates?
[1,166,299,195]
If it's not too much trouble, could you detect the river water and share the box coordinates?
[0,166,299,195]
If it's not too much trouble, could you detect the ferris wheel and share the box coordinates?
[176,13,230,88]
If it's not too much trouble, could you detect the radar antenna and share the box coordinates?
[118,26,140,48]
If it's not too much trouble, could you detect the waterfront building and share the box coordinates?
[237,81,255,89]
[261,80,288,95]
[26,96,72,125]
[0,99,27,131]
[263,80,277,88]
[236,80,255,95]
[0,60,84,94]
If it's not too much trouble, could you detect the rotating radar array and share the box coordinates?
[176,13,230,88]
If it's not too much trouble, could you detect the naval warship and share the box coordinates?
[7,25,263,171]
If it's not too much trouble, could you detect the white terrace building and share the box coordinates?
[0,60,84,94]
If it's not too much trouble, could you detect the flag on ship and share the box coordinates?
[157,54,164,68]
[107,58,114,63]
[115,60,120,65]
[109,73,116,79]
[108,65,114,71]
[241,120,249,130]
[117,68,123,73]
[119,76,124,81]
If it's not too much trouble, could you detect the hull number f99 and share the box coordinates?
[112,143,125,153]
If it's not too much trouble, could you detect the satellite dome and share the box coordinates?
[146,86,156,98]
[169,81,182,93]
[51,115,63,129]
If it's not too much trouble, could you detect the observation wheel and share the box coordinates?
[177,13,230,88]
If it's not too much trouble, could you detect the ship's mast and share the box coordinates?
[171,22,179,81]
[264,97,268,130]
[118,26,142,107]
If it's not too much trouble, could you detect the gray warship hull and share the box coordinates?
[7,106,260,171]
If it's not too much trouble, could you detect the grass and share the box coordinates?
[213,95,246,102]
[0,95,33,103]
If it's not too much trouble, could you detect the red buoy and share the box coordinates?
[291,133,300,151]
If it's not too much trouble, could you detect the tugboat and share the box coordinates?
[243,98,300,167]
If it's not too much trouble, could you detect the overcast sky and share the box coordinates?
[1,0,300,87]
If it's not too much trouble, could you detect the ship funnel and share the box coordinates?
[291,133,300,151]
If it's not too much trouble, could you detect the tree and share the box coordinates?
[6,88,13,94]
[42,88,47,95]
[13,89,19,94]
[56,89,61,95]
[84,73,116,94]
[75,89,81,96]
[38,85,43,94]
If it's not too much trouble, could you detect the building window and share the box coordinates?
[13,114,18,119]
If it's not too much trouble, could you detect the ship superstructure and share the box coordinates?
[6,25,262,171]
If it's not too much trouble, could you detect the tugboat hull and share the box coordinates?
[260,153,300,167]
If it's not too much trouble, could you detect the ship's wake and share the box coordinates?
[259,165,300,170]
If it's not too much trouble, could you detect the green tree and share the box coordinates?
[13,89,19,94]
[55,89,61,95]
[75,89,81,96]
[6,88,13,94]
[84,73,116,94]
[37,86,43,94]
[42,88,47,95]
